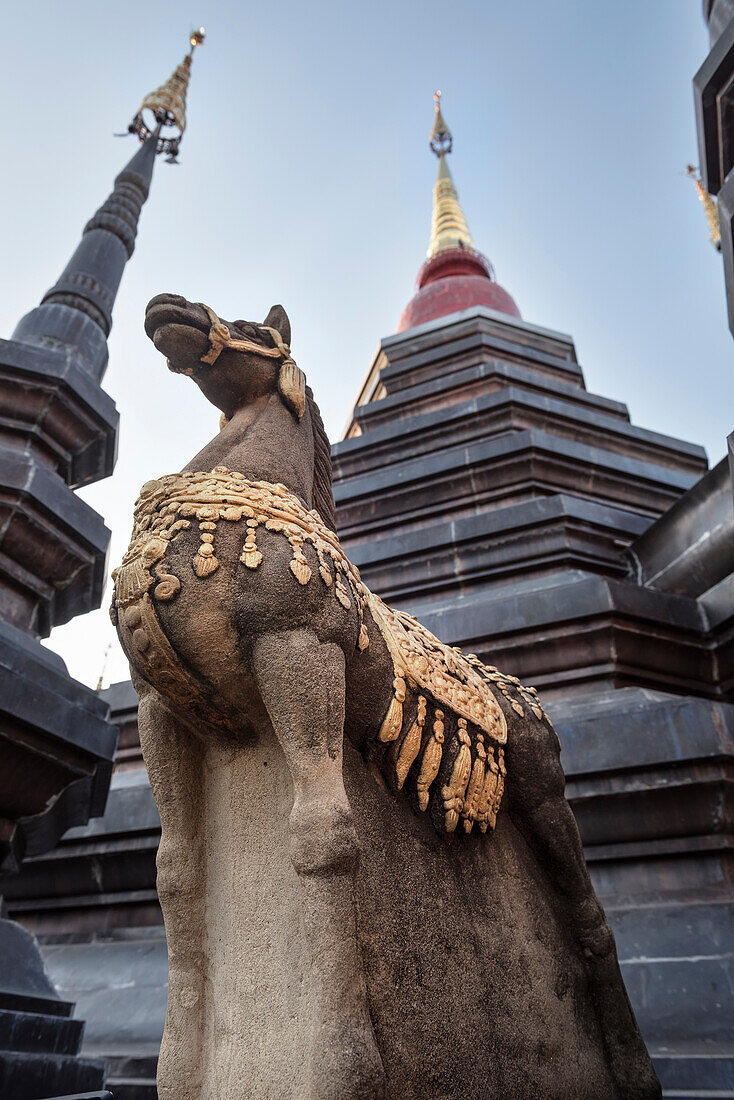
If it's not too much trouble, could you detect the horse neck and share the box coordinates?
[184,392,315,507]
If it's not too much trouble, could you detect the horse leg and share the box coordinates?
[134,675,207,1100]
[505,714,660,1100]
[252,629,386,1100]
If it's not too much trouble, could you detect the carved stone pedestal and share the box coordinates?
[185,725,641,1100]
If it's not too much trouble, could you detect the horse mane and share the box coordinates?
[306,385,336,532]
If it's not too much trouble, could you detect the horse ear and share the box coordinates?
[263,304,291,346]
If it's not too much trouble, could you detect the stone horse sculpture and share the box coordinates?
[113,293,660,1100]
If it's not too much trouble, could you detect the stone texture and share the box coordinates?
[15,684,732,1099]
[9,291,730,1099]
[143,711,645,1099]
[98,294,658,1098]
[331,304,733,1097]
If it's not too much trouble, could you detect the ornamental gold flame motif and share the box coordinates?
[430,90,453,156]
[111,467,532,835]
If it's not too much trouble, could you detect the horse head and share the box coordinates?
[144,293,302,422]
[145,292,335,529]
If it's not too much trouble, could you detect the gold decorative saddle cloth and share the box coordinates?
[113,468,544,834]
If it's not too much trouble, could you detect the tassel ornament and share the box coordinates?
[193,529,218,577]
[442,719,473,833]
[395,695,427,789]
[289,537,312,585]
[461,732,486,833]
[417,709,444,810]
[240,519,263,569]
[193,552,218,577]
[378,675,406,743]
[476,747,500,833]
[490,748,506,824]
[335,573,352,609]
[315,544,333,586]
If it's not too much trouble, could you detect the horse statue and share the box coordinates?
[112,292,660,1100]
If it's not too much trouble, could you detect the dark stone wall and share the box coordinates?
[330,306,732,1097]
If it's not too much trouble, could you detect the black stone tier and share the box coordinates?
[332,304,733,1096]
[0,918,106,1099]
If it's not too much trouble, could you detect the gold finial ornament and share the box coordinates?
[427,92,475,258]
[686,164,722,251]
[430,90,453,155]
[128,28,205,163]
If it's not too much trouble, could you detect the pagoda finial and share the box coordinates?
[128,28,205,164]
[11,35,205,380]
[427,92,475,258]
[397,93,521,330]
[430,90,453,156]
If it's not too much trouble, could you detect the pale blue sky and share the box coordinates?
[0,1,729,687]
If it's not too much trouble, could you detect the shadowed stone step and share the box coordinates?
[0,1049,105,1100]
[0,1007,83,1055]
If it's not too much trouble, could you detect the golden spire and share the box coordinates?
[686,164,722,251]
[427,92,475,258]
[128,28,205,163]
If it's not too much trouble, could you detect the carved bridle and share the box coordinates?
[197,303,306,421]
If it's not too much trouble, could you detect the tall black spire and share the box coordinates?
[12,135,158,380]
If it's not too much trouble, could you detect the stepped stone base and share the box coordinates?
[104,1053,157,1100]
[0,919,105,1100]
